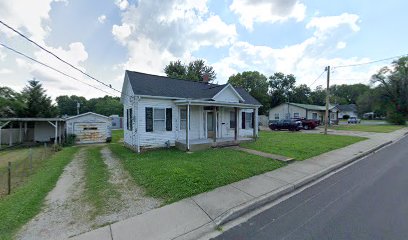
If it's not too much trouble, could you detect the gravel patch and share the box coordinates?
[94,147,161,225]
[16,148,94,240]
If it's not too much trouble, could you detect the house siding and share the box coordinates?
[268,103,306,120]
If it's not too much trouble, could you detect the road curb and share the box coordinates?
[214,140,394,227]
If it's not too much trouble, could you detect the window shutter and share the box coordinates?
[252,112,255,128]
[126,109,129,130]
[145,107,153,132]
[166,108,172,131]
[129,108,133,131]
[242,112,245,129]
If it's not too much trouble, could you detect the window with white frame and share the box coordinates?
[294,112,299,118]
[245,112,253,129]
[153,108,165,131]
[274,113,279,120]
[180,108,187,130]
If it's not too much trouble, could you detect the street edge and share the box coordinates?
[181,135,408,240]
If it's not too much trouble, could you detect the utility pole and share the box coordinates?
[76,102,80,115]
[324,66,330,135]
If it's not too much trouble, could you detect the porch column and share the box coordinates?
[19,122,22,143]
[234,107,239,141]
[58,122,62,145]
[186,103,190,151]
[253,107,258,139]
[54,121,58,145]
[213,106,217,143]
[24,122,27,141]
[9,123,12,147]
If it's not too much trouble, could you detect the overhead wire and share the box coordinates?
[0,20,124,96]
[0,43,117,96]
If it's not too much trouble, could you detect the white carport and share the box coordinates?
[0,117,65,149]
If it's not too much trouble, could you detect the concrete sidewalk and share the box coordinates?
[71,128,408,240]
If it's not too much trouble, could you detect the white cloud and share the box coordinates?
[0,48,6,61]
[112,23,132,45]
[0,68,12,74]
[230,0,306,30]
[336,41,347,49]
[306,13,360,37]
[97,15,107,24]
[212,12,378,86]
[112,0,237,74]
[115,0,129,10]
[0,0,59,44]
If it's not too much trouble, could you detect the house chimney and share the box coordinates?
[202,74,209,83]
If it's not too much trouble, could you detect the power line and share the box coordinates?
[0,43,117,96]
[308,69,326,88]
[333,53,408,69]
[0,20,123,95]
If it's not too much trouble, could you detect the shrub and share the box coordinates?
[342,115,350,120]
[63,134,77,146]
[387,111,406,125]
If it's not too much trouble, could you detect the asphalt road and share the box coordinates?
[213,135,408,240]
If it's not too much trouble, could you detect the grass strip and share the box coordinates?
[108,144,285,204]
[0,147,79,240]
[84,147,118,218]
[241,131,366,160]
[331,124,404,133]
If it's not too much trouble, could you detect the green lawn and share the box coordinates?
[241,131,366,160]
[111,129,124,143]
[84,147,118,218]
[0,147,79,240]
[332,124,404,133]
[108,144,285,204]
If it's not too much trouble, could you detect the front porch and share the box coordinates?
[175,137,253,151]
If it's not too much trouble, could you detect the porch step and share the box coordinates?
[230,146,295,163]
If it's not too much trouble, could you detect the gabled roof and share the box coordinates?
[125,71,261,105]
[288,103,337,111]
[65,112,110,120]
[336,104,357,112]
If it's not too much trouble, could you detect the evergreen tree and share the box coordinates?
[21,79,57,117]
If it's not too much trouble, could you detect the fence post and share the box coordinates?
[7,162,11,195]
[29,148,33,174]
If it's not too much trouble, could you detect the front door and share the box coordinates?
[207,112,215,138]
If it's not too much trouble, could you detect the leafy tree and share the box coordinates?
[93,96,123,116]
[21,79,57,117]
[164,59,216,82]
[371,56,408,124]
[268,72,296,108]
[309,85,326,106]
[0,87,25,117]
[290,84,312,104]
[330,84,370,104]
[164,60,186,79]
[228,71,269,114]
[56,95,88,116]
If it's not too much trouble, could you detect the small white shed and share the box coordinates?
[65,112,112,144]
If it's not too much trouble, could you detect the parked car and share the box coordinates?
[269,119,303,131]
[292,118,318,130]
[348,117,361,124]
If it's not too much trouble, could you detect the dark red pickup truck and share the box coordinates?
[292,118,318,130]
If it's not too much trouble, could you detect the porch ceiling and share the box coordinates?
[174,99,260,108]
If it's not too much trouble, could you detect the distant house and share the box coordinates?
[268,102,339,123]
[337,104,358,119]
[110,115,123,129]
[120,71,262,152]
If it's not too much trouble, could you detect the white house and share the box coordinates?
[65,112,112,144]
[337,104,358,119]
[268,103,339,123]
[120,71,262,152]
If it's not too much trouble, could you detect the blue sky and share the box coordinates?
[0,0,407,99]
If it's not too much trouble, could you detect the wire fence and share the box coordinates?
[0,143,53,196]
